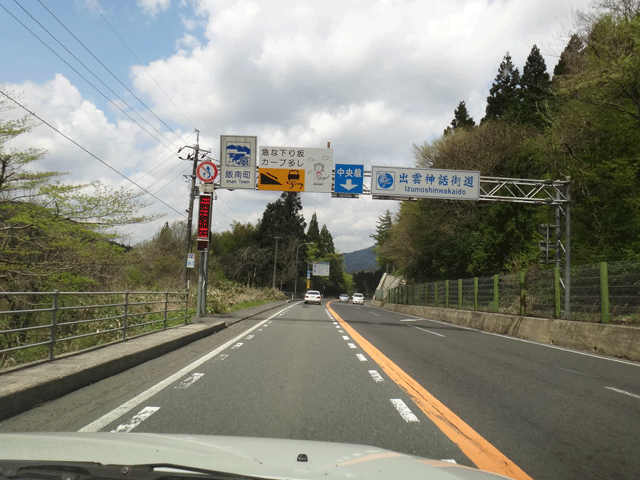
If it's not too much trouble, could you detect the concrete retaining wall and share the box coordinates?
[372,301,640,362]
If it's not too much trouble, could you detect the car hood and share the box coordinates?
[0,433,512,480]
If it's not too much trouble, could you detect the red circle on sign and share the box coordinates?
[196,161,218,183]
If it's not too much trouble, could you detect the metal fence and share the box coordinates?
[0,290,189,370]
[375,260,640,325]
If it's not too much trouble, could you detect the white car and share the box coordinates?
[351,293,364,305]
[339,294,349,303]
[304,290,322,304]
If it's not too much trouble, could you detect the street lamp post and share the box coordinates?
[294,242,314,298]
[272,236,282,289]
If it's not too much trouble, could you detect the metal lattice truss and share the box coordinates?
[479,177,570,205]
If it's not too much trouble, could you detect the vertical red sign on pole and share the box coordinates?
[197,194,212,251]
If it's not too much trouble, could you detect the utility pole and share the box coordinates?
[181,130,200,289]
[272,236,282,289]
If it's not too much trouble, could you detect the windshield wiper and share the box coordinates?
[0,461,261,480]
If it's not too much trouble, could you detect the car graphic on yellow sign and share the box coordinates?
[257,168,306,191]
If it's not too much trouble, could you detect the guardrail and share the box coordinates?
[0,290,189,370]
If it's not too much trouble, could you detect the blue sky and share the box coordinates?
[1,0,594,252]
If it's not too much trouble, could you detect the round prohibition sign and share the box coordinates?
[196,161,218,183]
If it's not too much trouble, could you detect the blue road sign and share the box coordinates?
[334,164,364,194]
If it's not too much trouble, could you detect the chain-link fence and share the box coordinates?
[383,260,640,325]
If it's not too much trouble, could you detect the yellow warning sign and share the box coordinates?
[257,168,305,191]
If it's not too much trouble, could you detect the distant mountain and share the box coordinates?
[342,245,379,273]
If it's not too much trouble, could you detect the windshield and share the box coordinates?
[3,1,639,480]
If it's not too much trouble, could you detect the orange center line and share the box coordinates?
[327,302,533,480]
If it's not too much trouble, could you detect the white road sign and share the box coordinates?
[371,166,480,200]
[259,147,333,193]
[312,261,330,276]
[220,135,257,189]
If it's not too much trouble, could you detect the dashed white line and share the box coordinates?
[369,370,384,382]
[606,386,640,401]
[356,354,367,362]
[401,319,418,322]
[342,335,350,340]
[245,335,254,340]
[231,342,243,349]
[110,406,159,433]
[219,354,228,361]
[78,307,284,433]
[390,399,420,422]
[413,326,445,337]
[348,343,357,349]
[174,373,204,389]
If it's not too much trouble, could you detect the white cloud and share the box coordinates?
[4,0,596,250]
[137,0,171,17]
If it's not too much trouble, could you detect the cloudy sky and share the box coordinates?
[1,0,592,253]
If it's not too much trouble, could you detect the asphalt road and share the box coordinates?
[1,300,639,480]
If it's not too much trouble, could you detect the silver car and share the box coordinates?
[304,290,321,304]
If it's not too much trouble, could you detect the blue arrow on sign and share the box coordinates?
[334,164,364,194]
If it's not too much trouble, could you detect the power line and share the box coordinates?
[0,90,186,219]
[89,0,197,131]
[35,0,190,146]
[136,129,196,188]
[150,164,191,196]
[3,1,179,154]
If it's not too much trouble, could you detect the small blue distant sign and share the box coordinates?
[334,164,364,194]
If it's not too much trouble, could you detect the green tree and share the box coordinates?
[545,7,640,261]
[0,98,154,293]
[319,224,335,255]
[255,192,306,247]
[518,45,551,126]
[306,213,321,248]
[444,101,475,135]
[553,34,584,77]
[483,53,521,122]
[254,192,306,287]
[370,210,394,271]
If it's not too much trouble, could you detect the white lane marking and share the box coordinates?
[369,370,384,383]
[401,319,418,322]
[110,406,159,433]
[606,387,640,401]
[258,329,262,331]
[370,312,380,316]
[342,335,350,340]
[231,342,243,349]
[338,330,344,333]
[441,459,457,464]
[413,326,445,338]
[356,354,367,362]
[367,308,640,368]
[390,399,420,422]
[348,343,357,349]
[219,354,228,361]
[174,373,204,389]
[245,335,254,340]
[78,307,287,432]
[335,325,341,328]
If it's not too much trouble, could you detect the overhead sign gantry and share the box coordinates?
[213,135,571,317]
